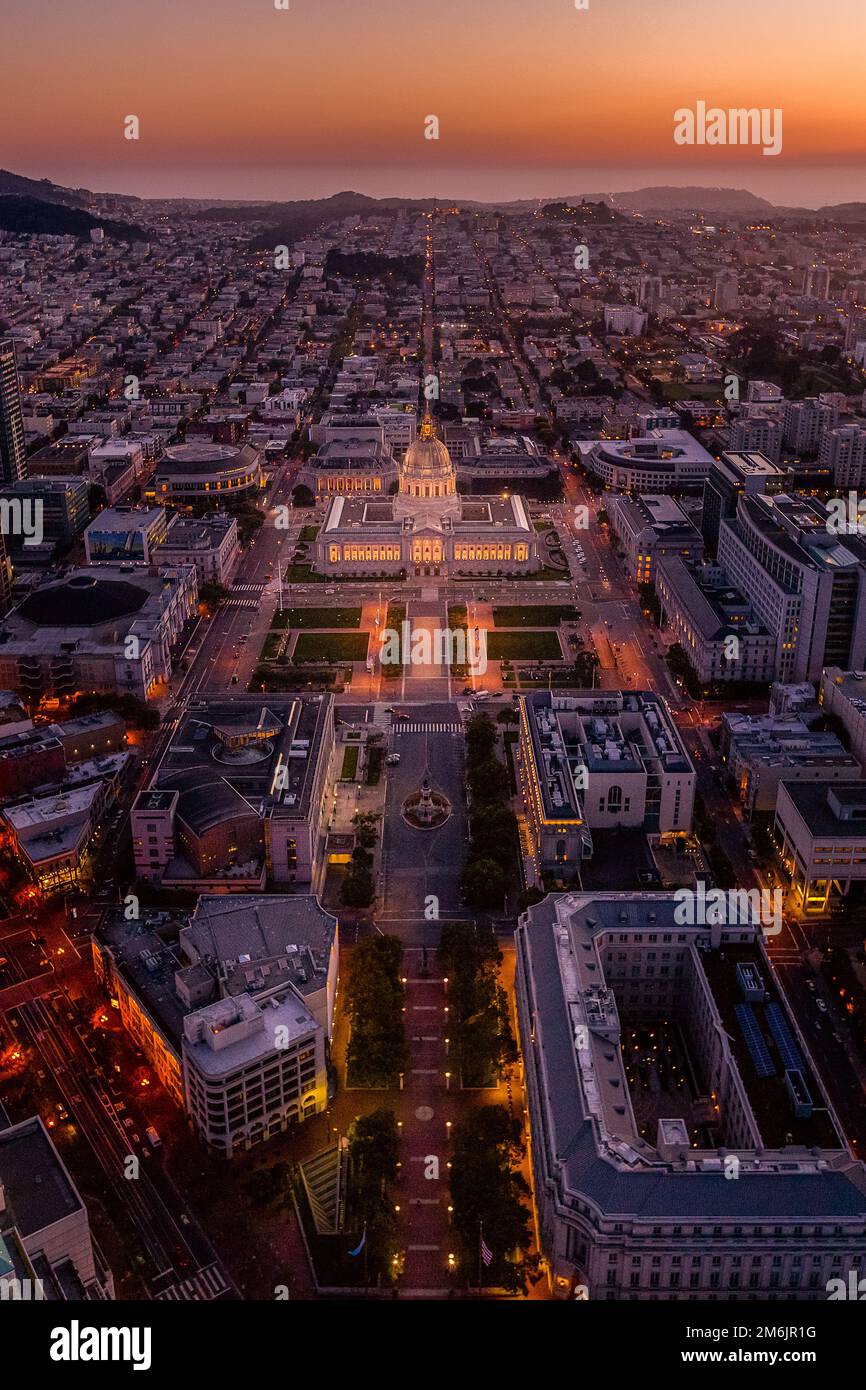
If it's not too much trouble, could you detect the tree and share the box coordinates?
[347,1109,400,1280]
[468,755,510,805]
[341,847,375,908]
[470,803,518,860]
[461,856,506,908]
[438,922,515,1085]
[465,712,498,763]
[244,1162,292,1207]
[450,1106,532,1293]
[345,937,408,1086]
[198,581,229,615]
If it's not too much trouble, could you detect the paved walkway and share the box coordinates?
[394,949,453,1292]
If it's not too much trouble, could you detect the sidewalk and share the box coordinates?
[394,948,453,1294]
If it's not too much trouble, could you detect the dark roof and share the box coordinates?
[0,1118,81,1235]
[519,897,866,1222]
[19,574,150,626]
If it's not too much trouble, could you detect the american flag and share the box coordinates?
[480,1236,493,1268]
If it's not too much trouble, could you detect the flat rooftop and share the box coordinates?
[152,697,331,833]
[182,894,336,1002]
[517,894,866,1222]
[85,506,165,533]
[0,1117,82,1236]
[701,944,838,1150]
[521,690,693,822]
[779,780,866,836]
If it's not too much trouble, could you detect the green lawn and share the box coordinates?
[497,563,571,582]
[283,563,328,584]
[340,745,360,780]
[259,632,283,662]
[492,605,579,628]
[365,745,384,785]
[279,607,362,629]
[298,525,320,542]
[293,631,370,663]
[660,382,724,402]
[487,631,562,661]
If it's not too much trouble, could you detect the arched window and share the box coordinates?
[607,785,623,813]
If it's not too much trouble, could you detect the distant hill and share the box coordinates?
[540,199,625,224]
[812,202,866,224]
[200,190,444,246]
[0,168,95,207]
[585,186,776,215]
[6,166,866,227]
[0,195,147,241]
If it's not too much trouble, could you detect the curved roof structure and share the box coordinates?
[19,574,151,626]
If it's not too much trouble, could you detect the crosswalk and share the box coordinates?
[225,584,267,611]
[393,722,464,735]
[156,1263,231,1301]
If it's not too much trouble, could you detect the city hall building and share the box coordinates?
[314,410,538,577]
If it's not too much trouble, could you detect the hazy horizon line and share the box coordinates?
[11,161,866,211]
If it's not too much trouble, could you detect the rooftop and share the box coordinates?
[151,697,331,834]
[517,893,866,1221]
[0,1117,82,1237]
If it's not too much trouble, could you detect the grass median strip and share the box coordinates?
[492,604,579,628]
[487,631,562,661]
[276,606,362,629]
[293,631,370,663]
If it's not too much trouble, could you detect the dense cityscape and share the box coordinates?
[2,0,866,1371]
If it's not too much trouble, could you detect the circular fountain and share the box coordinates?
[401,773,451,830]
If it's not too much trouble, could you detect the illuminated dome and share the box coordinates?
[399,408,456,502]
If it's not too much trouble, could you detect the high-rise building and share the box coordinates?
[0,531,12,616]
[804,264,831,299]
[712,269,739,313]
[845,312,866,352]
[0,338,27,485]
[718,493,866,681]
[819,425,866,489]
[638,274,662,312]
[782,397,839,455]
[728,414,782,464]
[700,451,785,556]
[93,893,338,1157]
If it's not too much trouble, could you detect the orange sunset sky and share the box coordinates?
[2,0,865,203]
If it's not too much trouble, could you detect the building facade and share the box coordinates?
[132,697,334,891]
[517,691,696,872]
[718,494,866,682]
[93,894,338,1158]
[515,892,866,1299]
[315,410,538,577]
[0,338,27,485]
[608,494,704,586]
[0,564,197,702]
[587,431,715,493]
[655,557,777,685]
